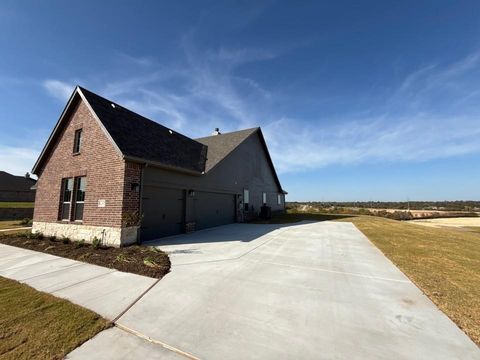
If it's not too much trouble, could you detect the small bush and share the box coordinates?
[115,254,129,263]
[20,218,32,225]
[61,236,70,244]
[143,257,158,268]
[92,237,101,249]
[28,232,44,240]
[73,239,85,249]
[47,235,57,241]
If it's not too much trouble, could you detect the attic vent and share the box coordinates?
[111,103,116,108]
[169,130,173,134]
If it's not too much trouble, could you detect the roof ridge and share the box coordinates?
[195,127,259,140]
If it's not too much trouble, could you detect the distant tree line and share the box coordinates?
[287,201,480,212]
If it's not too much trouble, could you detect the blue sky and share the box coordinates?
[1,1,480,201]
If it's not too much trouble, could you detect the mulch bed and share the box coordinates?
[0,232,170,279]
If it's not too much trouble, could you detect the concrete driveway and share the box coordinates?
[69,221,480,359]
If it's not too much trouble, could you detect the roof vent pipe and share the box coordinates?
[212,128,221,135]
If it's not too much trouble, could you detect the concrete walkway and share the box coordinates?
[68,222,480,359]
[0,244,156,320]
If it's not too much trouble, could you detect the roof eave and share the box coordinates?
[255,128,286,194]
[123,155,204,176]
[31,86,81,175]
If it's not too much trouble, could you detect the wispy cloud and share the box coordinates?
[0,145,39,176]
[267,51,480,172]
[43,79,75,102]
[264,115,480,173]
[41,46,480,174]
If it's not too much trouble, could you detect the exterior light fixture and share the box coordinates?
[131,182,140,193]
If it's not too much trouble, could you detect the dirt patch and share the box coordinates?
[0,233,170,279]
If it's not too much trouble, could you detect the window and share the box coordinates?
[73,129,82,153]
[59,176,86,221]
[262,192,267,205]
[74,177,86,221]
[60,178,74,220]
[277,194,282,205]
[243,189,249,211]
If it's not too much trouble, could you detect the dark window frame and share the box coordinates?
[59,176,87,221]
[73,128,83,154]
[73,176,86,221]
[60,178,74,220]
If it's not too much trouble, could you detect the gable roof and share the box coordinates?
[78,87,207,173]
[0,171,36,192]
[196,128,286,193]
[196,127,259,172]
[32,86,207,175]
[32,86,286,193]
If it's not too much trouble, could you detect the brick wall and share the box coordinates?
[33,98,140,228]
[122,161,142,226]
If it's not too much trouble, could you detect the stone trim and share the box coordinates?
[32,221,138,247]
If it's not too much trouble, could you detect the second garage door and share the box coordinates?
[194,191,235,230]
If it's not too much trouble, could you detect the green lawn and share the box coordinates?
[258,211,480,345]
[0,221,29,231]
[0,202,34,208]
[0,276,109,359]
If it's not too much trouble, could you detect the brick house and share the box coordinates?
[32,86,286,246]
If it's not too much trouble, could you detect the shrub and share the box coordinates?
[143,257,158,268]
[20,218,32,225]
[61,236,70,244]
[47,235,57,241]
[73,239,85,249]
[122,210,143,227]
[389,211,414,221]
[92,237,101,249]
[28,231,44,240]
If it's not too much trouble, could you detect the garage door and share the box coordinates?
[141,186,184,241]
[194,191,235,230]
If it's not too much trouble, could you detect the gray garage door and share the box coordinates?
[194,191,235,230]
[141,186,184,241]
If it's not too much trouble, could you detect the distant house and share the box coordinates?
[31,86,286,246]
[0,171,36,202]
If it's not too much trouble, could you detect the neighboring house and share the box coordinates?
[32,86,287,246]
[0,171,36,202]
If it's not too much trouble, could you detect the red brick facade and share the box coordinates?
[33,98,141,229]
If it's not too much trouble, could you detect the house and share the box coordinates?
[31,86,286,246]
[0,171,36,202]
[0,171,36,220]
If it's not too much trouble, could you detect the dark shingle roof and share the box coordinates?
[79,87,207,173]
[33,86,285,192]
[0,171,36,192]
[196,128,285,192]
[196,128,259,172]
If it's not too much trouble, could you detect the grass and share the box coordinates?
[0,276,109,360]
[0,221,27,230]
[465,227,480,234]
[0,202,34,208]
[258,211,480,345]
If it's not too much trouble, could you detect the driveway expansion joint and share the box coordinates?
[115,323,201,360]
